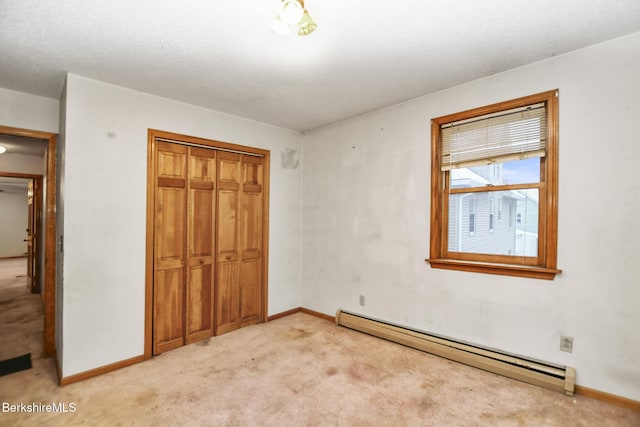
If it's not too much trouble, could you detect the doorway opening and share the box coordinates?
[0,126,57,361]
[0,174,43,292]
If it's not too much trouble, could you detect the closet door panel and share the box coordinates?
[239,155,263,326]
[215,152,241,335]
[215,262,239,335]
[154,142,187,354]
[156,188,185,262]
[154,268,185,353]
[186,147,216,344]
[239,259,261,327]
[185,263,213,343]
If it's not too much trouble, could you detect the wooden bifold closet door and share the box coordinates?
[215,152,264,335]
[152,140,264,355]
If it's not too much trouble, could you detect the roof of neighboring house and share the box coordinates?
[451,167,539,204]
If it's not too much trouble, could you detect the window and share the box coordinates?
[489,197,495,233]
[468,196,476,235]
[428,90,561,280]
[508,202,514,227]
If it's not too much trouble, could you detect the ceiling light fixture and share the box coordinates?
[0,145,6,155]
[271,0,317,37]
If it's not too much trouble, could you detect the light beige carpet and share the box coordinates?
[1,259,639,426]
[0,258,43,363]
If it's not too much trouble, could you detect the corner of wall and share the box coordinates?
[55,76,67,375]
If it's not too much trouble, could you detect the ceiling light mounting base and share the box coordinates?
[272,0,317,37]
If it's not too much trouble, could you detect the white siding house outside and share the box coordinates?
[448,164,538,257]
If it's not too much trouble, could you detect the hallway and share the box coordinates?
[0,258,44,368]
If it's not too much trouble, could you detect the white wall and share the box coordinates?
[56,79,68,368]
[0,87,59,133]
[0,185,28,258]
[0,153,45,175]
[61,74,303,377]
[302,32,640,400]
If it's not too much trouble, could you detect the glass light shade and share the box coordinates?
[280,0,304,25]
[297,10,317,36]
[271,16,291,36]
[0,145,6,154]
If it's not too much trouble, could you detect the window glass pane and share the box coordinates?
[448,190,539,256]
[450,157,540,189]
[501,157,540,185]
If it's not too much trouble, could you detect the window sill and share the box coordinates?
[426,259,561,280]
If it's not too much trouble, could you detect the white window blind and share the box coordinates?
[441,103,546,171]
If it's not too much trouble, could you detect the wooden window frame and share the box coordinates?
[427,90,561,280]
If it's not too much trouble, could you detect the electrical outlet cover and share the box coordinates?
[560,336,573,353]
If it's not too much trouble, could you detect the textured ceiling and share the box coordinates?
[1,0,639,131]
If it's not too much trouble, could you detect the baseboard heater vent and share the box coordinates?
[335,309,575,396]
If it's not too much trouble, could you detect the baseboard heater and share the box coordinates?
[335,309,575,396]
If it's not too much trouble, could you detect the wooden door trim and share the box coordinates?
[151,129,268,157]
[144,131,155,359]
[0,171,42,179]
[145,129,270,360]
[0,125,57,359]
[261,156,270,325]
